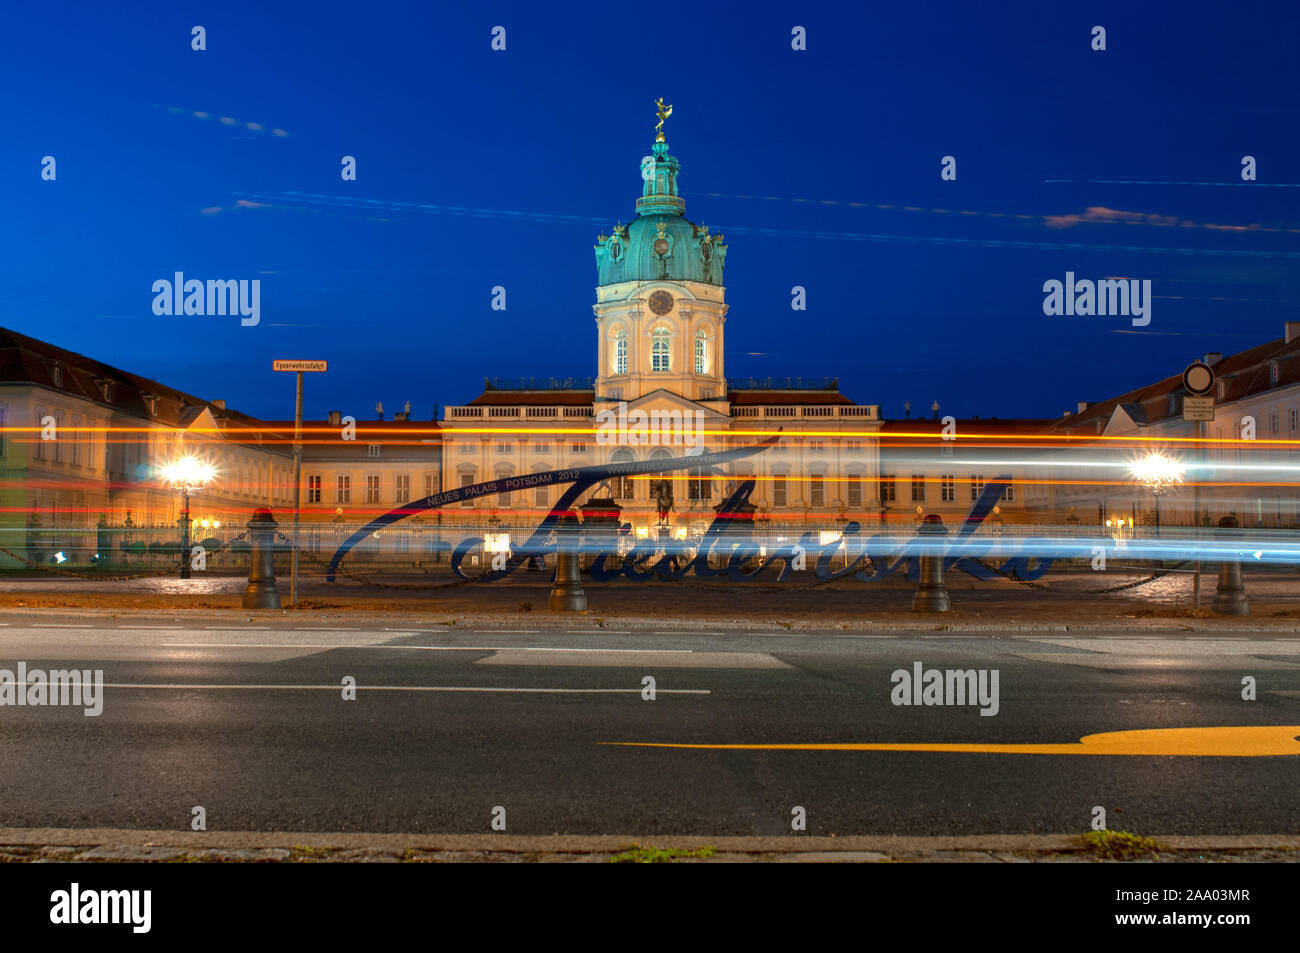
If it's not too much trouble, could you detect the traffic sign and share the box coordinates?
[273,360,328,373]
[1183,396,1215,421]
[1182,361,1215,396]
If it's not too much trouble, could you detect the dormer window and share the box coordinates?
[49,364,63,388]
[1216,380,1226,400]
[143,394,159,416]
[1269,361,1279,386]
[96,379,113,402]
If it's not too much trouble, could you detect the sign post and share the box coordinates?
[273,360,328,606]
[1182,361,1217,609]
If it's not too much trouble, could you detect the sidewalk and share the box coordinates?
[1,829,1297,863]
[0,569,1297,632]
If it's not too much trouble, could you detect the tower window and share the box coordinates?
[694,329,708,374]
[651,329,671,372]
[613,328,627,375]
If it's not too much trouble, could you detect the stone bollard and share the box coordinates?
[242,508,282,610]
[548,512,587,612]
[578,496,622,572]
[912,513,950,613]
[1212,515,1249,616]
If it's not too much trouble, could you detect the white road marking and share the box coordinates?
[94,682,709,695]
[29,624,94,629]
[162,643,692,654]
[471,629,540,634]
[478,649,787,669]
[204,626,272,631]
[116,626,185,630]
[294,627,363,632]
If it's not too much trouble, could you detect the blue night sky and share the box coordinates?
[3,0,1298,422]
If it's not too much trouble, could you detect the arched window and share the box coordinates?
[688,465,712,501]
[613,328,627,375]
[610,448,635,500]
[648,448,673,504]
[651,328,671,372]
[694,329,708,374]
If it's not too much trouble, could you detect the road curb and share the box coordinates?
[2,829,1299,862]
[0,606,1297,635]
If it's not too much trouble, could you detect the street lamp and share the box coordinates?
[1130,452,1183,536]
[160,455,216,579]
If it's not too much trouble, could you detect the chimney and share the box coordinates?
[1076,401,1090,414]
[1286,321,1300,345]
[327,410,341,426]
[212,399,226,410]
[1203,352,1223,366]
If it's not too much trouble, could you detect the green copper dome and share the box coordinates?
[595,139,727,287]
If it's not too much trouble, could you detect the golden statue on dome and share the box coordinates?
[654,98,673,142]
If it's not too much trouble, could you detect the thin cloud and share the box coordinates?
[158,104,289,137]
[200,198,273,215]
[1044,205,1267,232]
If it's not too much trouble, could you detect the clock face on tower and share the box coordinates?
[648,290,673,315]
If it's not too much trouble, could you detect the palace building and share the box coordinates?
[35,107,1300,569]
[439,112,941,542]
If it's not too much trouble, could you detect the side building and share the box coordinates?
[0,326,296,566]
[1028,321,1300,530]
[261,408,443,567]
[0,327,444,568]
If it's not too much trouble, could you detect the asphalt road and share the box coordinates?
[0,620,1297,836]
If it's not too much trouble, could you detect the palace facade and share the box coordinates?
[5,117,1296,569]
[437,121,1045,543]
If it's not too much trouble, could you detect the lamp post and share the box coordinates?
[1130,452,1183,539]
[160,456,216,579]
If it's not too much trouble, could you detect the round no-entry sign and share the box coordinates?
[1183,361,1215,396]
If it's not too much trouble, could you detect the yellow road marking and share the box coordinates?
[604,726,1300,757]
